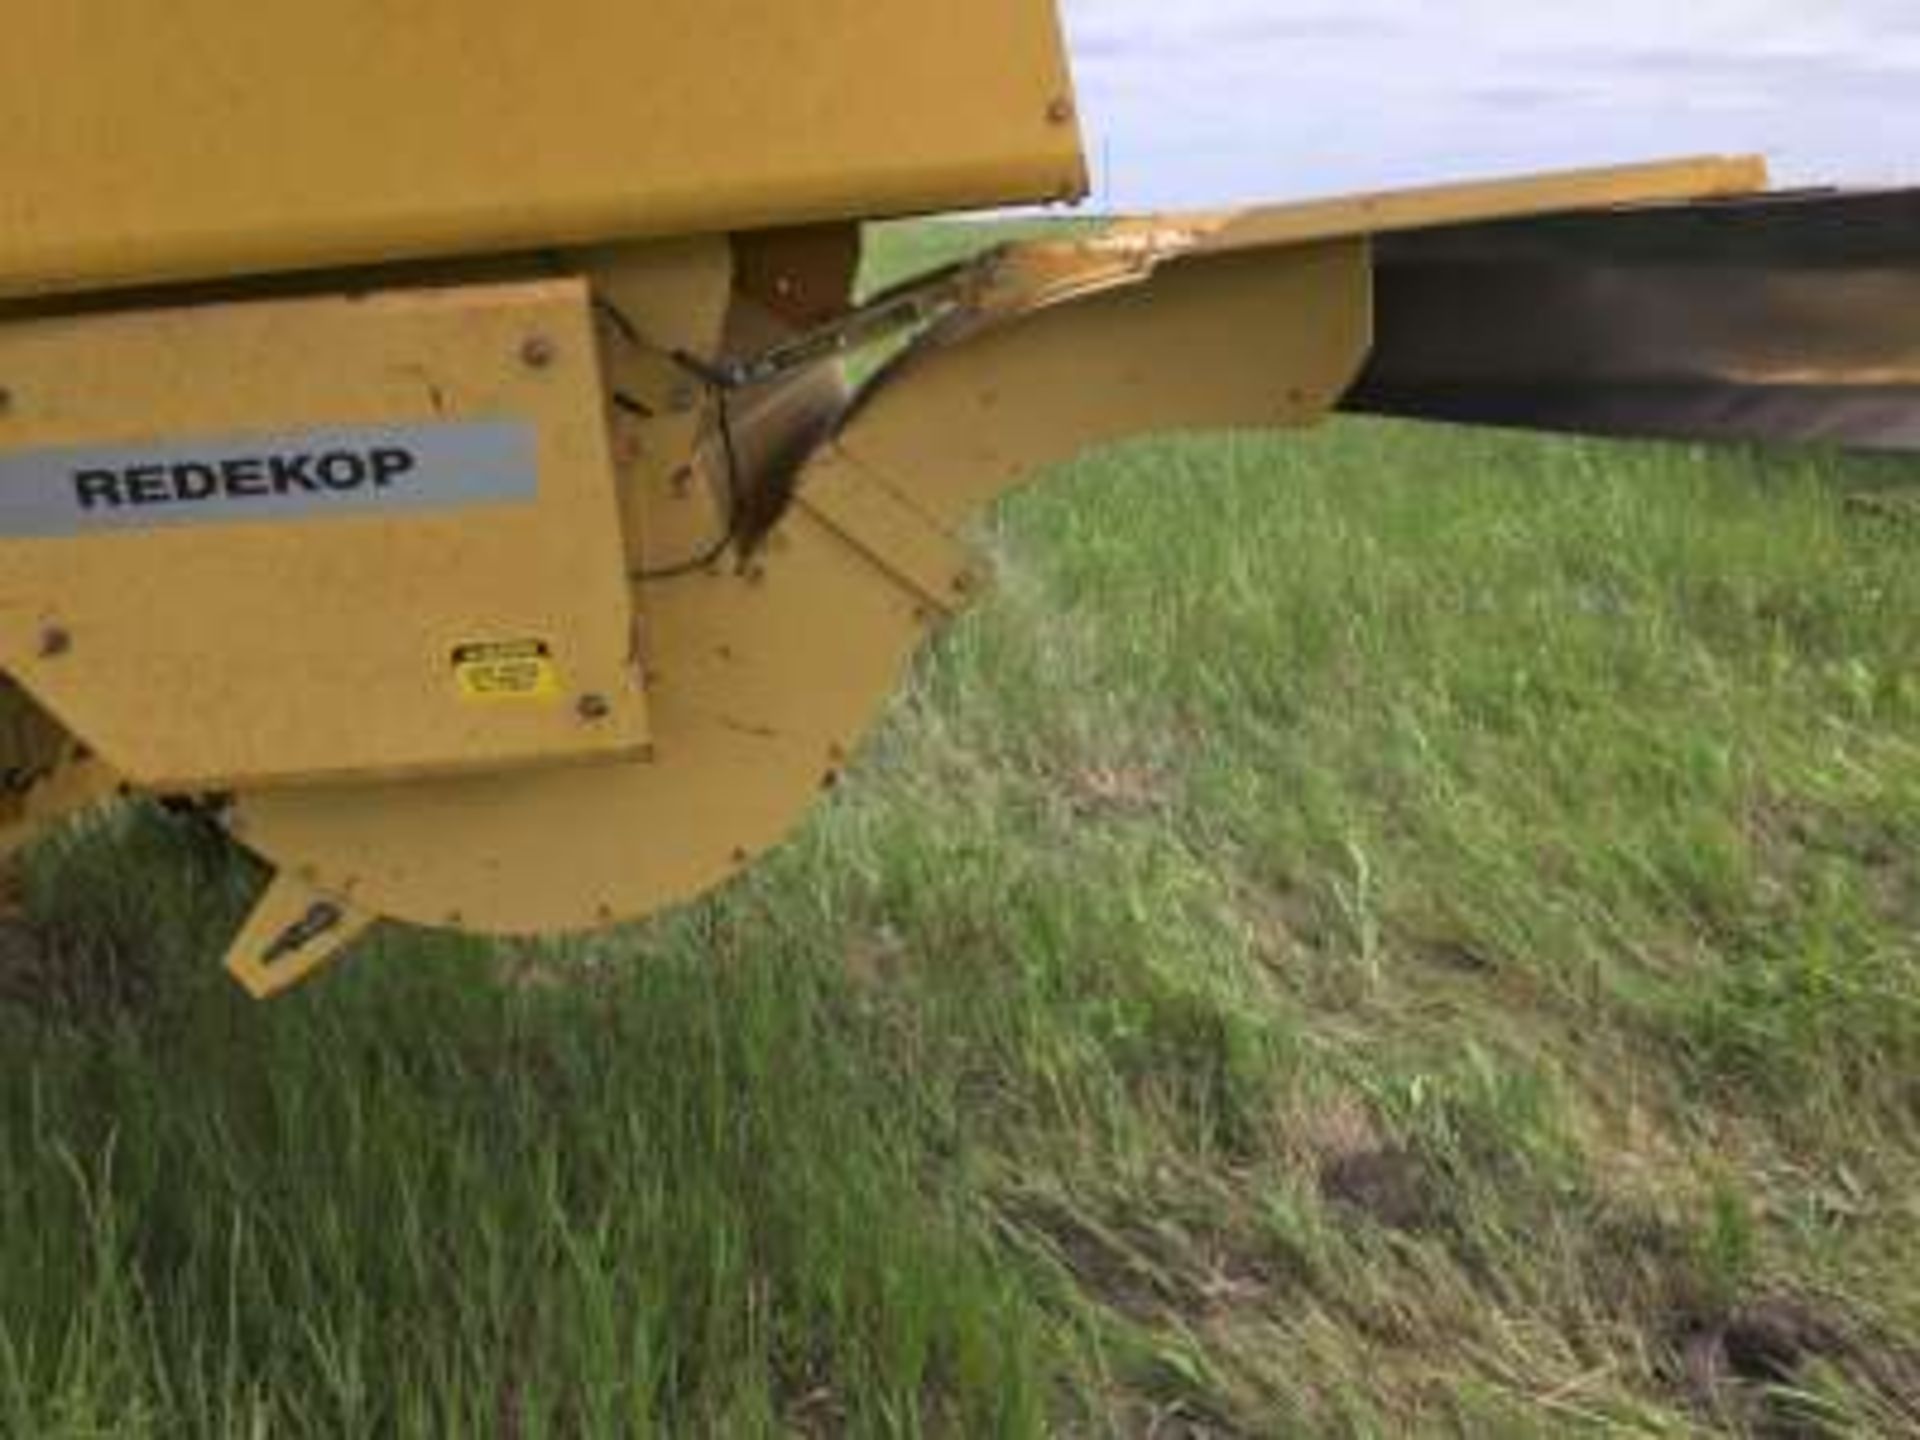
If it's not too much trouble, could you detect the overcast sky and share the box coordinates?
[1059,1,1920,208]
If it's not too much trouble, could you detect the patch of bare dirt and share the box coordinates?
[842,925,909,990]
[1317,1146,1441,1234]
[999,1191,1182,1323]
[1108,1392,1249,1438]
[1238,882,1335,967]
[1674,1296,1920,1436]
[1291,1095,1444,1235]
[997,1183,1297,1327]
[1066,761,1174,820]
[0,916,156,1027]
[1745,792,1915,928]
[1410,934,1496,976]
[1845,491,1920,527]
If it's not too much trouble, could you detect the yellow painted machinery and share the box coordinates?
[1,2,1916,994]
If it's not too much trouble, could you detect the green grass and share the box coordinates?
[5,229,1920,1435]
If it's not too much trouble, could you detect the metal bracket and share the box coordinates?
[224,873,374,1000]
[794,447,979,615]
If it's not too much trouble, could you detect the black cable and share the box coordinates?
[634,375,746,582]
[592,297,750,583]
[592,296,642,348]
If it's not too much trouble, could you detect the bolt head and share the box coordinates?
[1047,97,1075,125]
[37,626,71,659]
[520,336,558,369]
[576,693,612,722]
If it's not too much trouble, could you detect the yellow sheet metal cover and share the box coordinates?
[0,0,1085,301]
[0,278,652,791]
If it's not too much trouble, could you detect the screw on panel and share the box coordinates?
[1047,97,1075,125]
[577,694,612,722]
[0,387,13,416]
[38,627,71,659]
[520,336,558,370]
[262,902,344,964]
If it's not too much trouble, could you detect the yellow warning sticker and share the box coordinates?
[452,640,562,704]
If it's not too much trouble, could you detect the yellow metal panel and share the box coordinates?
[582,238,738,576]
[0,0,1086,301]
[838,239,1374,533]
[0,279,648,791]
[798,455,980,615]
[1191,156,1768,253]
[235,507,934,934]
[228,236,1372,938]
